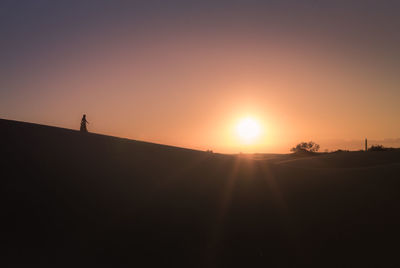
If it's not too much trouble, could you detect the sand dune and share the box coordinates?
[2,118,400,267]
[276,151,400,169]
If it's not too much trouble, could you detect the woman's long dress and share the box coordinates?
[80,120,88,132]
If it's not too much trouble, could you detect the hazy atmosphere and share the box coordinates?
[1,0,399,152]
[3,2,400,267]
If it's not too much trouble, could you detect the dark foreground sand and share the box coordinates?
[2,118,400,267]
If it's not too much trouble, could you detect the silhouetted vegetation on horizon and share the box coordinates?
[290,141,320,153]
[368,144,398,151]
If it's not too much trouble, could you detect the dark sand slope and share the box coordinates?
[1,118,400,267]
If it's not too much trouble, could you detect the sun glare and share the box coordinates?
[236,117,262,144]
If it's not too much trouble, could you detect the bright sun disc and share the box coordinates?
[236,117,261,143]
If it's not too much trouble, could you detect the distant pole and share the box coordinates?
[365,138,368,151]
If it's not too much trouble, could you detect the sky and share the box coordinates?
[1,0,400,153]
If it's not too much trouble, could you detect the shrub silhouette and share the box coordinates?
[291,141,320,153]
[368,145,393,151]
[333,149,349,153]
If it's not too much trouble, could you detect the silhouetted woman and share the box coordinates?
[80,114,89,132]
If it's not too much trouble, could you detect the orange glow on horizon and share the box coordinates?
[2,23,400,154]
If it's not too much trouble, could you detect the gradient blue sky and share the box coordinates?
[1,0,399,152]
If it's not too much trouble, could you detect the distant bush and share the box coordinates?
[333,149,349,153]
[290,141,320,153]
[368,145,393,151]
[206,149,213,154]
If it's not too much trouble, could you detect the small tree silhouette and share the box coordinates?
[291,141,320,153]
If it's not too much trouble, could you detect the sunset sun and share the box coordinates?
[235,117,262,144]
